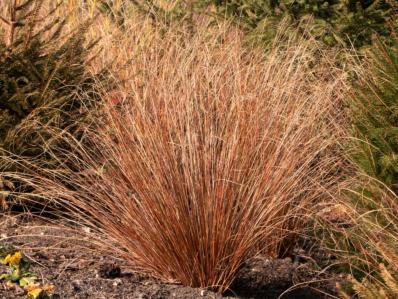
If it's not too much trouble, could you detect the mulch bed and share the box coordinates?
[0,213,344,299]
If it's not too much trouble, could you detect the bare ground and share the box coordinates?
[0,214,344,299]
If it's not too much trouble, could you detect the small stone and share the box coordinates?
[98,263,121,278]
[95,271,100,278]
[34,252,49,260]
[200,289,206,296]
[72,280,81,292]
[112,278,122,286]
[136,293,149,299]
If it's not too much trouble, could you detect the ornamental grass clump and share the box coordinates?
[12,21,348,292]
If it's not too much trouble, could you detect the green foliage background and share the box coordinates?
[109,0,396,48]
[0,0,107,207]
[200,0,397,48]
[329,32,398,298]
[349,34,398,191]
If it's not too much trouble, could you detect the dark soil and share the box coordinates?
[0,214,344,299]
